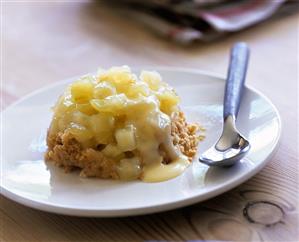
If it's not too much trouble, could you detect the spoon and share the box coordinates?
[199,42,251,167]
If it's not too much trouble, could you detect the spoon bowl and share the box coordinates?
[199,117,250,167]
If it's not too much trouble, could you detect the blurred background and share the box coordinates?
[2,0,298,106]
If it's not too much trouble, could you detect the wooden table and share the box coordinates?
[1,2,298,241]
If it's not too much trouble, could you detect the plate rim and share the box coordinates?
[0,67,282,217]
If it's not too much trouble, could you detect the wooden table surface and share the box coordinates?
[1,2,298,242]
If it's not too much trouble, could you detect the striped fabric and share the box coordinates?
[105,0,299,44]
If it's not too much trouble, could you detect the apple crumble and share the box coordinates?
[45,66,203,182]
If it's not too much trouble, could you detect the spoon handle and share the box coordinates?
[224,42,250,119]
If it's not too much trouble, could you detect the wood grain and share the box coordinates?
[1,2,298,242]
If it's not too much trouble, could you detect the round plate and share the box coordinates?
[1,68,281,217]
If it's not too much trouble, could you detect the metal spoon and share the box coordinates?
[199,42,251,167]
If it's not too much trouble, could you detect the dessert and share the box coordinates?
[45,66,202,182]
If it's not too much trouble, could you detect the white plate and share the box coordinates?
[1,68,281,217]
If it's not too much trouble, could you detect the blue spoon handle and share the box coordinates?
[223,42,250,119]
